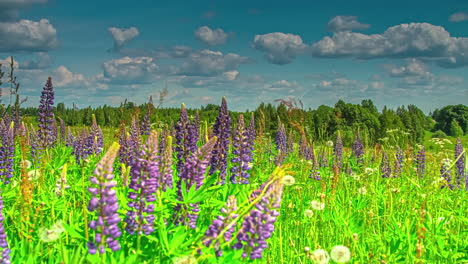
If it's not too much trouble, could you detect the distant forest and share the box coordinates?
[15,98,467,147]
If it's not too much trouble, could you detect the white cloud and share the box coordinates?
[252,32,307,64]
[263,79,301,93]
[101,56,159,84]
[53,66,87,87]
[108,27,139,51]
[177,49,250,76]
[223,70,239,80]
[387,59,431,78]
[449,12,468,22]
[311,22,468,68]
[327,16,370,32]
[0,19,57,52]
[195,26,229,46]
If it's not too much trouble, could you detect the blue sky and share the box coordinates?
[0,0,467,112]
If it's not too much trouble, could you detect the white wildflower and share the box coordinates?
[28,169,41,181]
[326,140,334,147]
[304,209,314,218]
[173,255,197,264]
[309,249,330,264]
[21,160,32,169]
[39,220,65,242]
[282,175,296,186]
[364,168,374,175]
[358,187,367,195]
[330,245,351,263]
[311,200,325,210]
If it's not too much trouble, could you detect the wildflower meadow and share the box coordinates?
[0,71,467,264]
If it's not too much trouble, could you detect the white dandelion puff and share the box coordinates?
[282,175,296,186]
[330,245,351,263]
[311,200,325,210]
[304,209,314,218]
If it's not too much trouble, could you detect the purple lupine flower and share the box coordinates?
[51,115,58,145]
[299,135,312,160]
[72,129,92,164]
[380,150,391,178]
[440,158,453,190]
[203,196,238,257]
[233,176,283,259]
[454,138,465,188]
[37,77,56,151]
[209,97,231,184]
[118,124,131,165]
[125,131,160,235]
[319,148,328,168]
[175,104,198,175]
[65,127,74,148]
[393,146,404,178]
[334,132,343,171]
[159,135,173,191]
[90,114,104,155]
[275,121,287,154]
[352,131,364,165]
[174,136,217,229]
[140,97,152,136]
[230,115,254,184]
[0,192,11,264]
[87,142,122,255]
[416,146,426,178]
[0,122,14,185]
[309,143,321,180]
[129,115,141,153]
[58,117,66,143]
[158,128,169,154]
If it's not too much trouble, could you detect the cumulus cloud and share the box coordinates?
[0,19,57,52]
[311,22,468,68]
[53,66,87,87]
[21,52,51,69]
[223,70,239,80]
[108,27,139,51]
[177,49,250,76]
[449,12,468,22]
[101,56,159,84]
[252,32,308,64]
[327,16,370,32]
[0,0,47,22]
[195,26,229,46]
[387,59,431,78]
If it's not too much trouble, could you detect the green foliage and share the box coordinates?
[432,130,447,138]
[450,119,464,137]
[433,104,468,136]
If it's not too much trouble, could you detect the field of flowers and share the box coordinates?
[0,78,466,264]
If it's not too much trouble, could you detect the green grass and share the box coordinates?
[1,131,467,263]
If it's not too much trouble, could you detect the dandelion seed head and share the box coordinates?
[282,175,296,186]
[304,209,314,218]
[311,200,325,210]
[358,187,367,195]
[330,245,351,263]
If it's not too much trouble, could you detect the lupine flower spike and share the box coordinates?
[87,142,122,254]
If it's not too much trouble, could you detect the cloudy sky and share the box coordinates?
[0,0,467,112]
